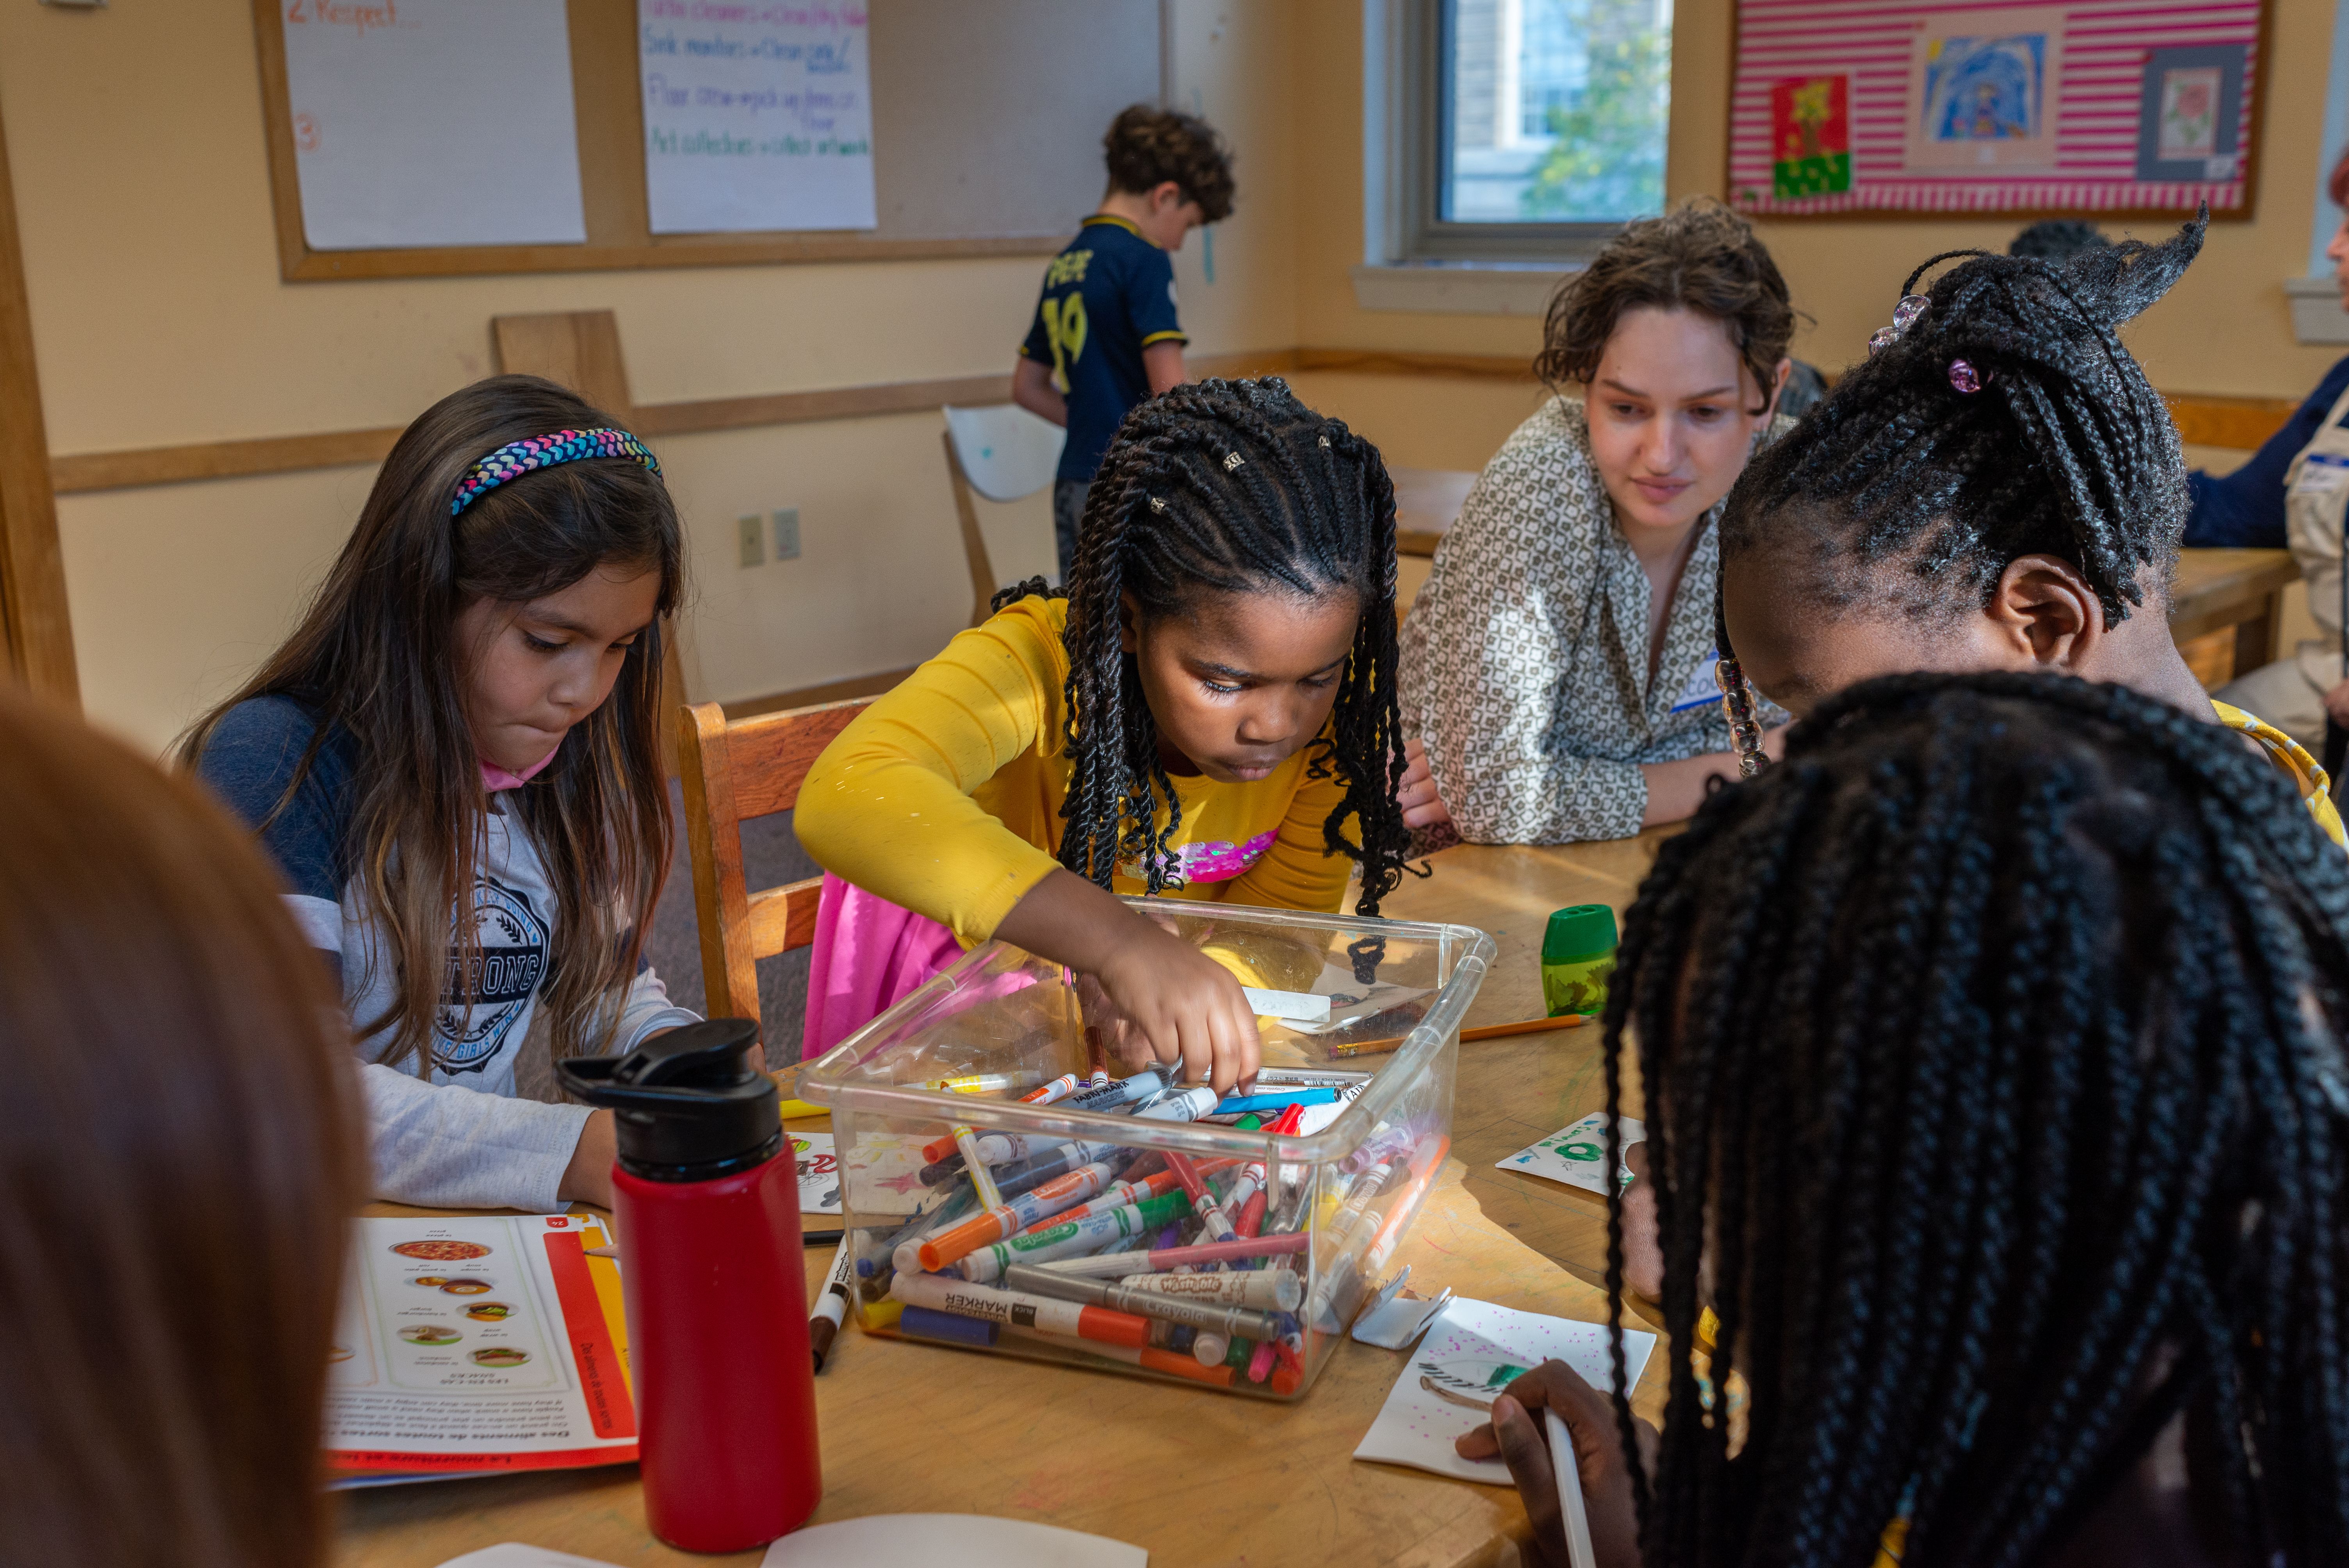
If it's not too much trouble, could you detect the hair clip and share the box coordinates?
[1223,452,1245,472]
[1150,496,1167,513]
[1318,436,1331,448]
[1866,293,1932,357]
[1948,359,1987,394]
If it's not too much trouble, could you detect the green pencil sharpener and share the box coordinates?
[1541,904,1618,1024]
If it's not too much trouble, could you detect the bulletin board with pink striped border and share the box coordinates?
[1727,0,2271,219]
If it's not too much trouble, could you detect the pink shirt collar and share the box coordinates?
[481,742,560,793]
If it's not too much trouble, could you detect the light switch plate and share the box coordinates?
[736,515,764,568]
[773,508,801,560]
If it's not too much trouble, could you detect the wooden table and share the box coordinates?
[333,832,1681,1568]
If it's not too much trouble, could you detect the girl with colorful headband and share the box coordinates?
[182,374,697,1213]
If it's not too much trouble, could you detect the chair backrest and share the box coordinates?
[676,695,875,1037]
[942,402,1066,502]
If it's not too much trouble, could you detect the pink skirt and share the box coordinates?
[800,872,967,1062]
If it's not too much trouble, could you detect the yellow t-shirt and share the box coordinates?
[794,595,1356,945]
[2212,699,2348,849]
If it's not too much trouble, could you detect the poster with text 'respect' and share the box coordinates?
[638,0,878,234]
[281,0,588,250]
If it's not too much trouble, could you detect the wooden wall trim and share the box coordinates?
[0,105,78,702]
[45,347,2302,499]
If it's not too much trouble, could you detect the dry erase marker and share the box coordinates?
[808,1235,855,1373]
[1018,1073,1084,1105]
[888,1269,1151,1350]
[1131,1085,1219,1124]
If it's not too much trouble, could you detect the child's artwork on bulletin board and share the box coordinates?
[1731,0,2269,218]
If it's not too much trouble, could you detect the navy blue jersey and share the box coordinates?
[1020,215,1187,485]
[2185,354,2349,549]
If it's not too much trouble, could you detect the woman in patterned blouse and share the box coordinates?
[1395,202,1796,845]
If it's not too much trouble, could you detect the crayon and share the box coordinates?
[1000,1325,1236,1388]
[1212,1088,1338,1116]
[1032,1229,1309,1278]
[917,1159,1125,1270]
[809,1234,855,1373]
[897,1304,999,1349]
[957,1190,1194,1283]
[889,1270,1151,1350]
[1114,1269,1303,1311]
[1002,1263,1290,1342]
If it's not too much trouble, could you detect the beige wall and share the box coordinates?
[1288,0,2349,435]
[0,0,1297,752]
[8,0,2334,750]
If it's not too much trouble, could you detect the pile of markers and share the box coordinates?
[850,1062,1449,1396]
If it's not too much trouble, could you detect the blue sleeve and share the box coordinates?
[194,694,354,916]
[1125,246,1185,348]
[2182,356,2349,549]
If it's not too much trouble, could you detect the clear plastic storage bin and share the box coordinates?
[800,898,1493,1400]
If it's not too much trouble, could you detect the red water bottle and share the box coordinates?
[559,1019,821,1551]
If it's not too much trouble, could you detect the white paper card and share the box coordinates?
[638,0,877,233]
[1353,1297,1657,1484]
[282,0,588,250]
[437,1546,621,1568]
[1499,1113,1645,1196]
[762,1514,1146,1567]
[791,1129,841,1216]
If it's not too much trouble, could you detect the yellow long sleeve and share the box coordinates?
[794,597,1359,946]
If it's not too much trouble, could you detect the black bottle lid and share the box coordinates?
[555,1018,782,1183]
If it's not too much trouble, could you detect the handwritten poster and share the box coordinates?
[280,0,588,251]
[638,0,878,234]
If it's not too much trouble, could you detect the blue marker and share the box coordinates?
[1212,1087,1338,1116]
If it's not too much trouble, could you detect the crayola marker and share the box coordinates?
[956,1190,1193,1283]
[1001,1263,1290,1342]
[888,1270,1151,1351]
[916,1158,1131,1270]
[1011,1168,1183,1236]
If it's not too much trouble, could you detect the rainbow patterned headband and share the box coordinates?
[449,427,662,517]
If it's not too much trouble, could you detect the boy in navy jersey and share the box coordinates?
[1015,104,1235,579]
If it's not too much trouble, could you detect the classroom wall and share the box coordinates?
[1284,0,2349,474]
[0,0,1297,754]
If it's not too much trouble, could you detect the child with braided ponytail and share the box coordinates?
[1712,211,2346,847]
[797,378,1413,1088]
[1462,672,2349,1568]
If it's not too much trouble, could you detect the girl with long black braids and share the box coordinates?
[796,378,1413,1087]
[1460,671,2349,1568]
[1711,211,2345,848]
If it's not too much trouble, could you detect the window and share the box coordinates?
[1377,0,1673,265]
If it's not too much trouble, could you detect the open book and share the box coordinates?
[328,1215,636,1478]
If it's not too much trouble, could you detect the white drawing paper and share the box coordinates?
[638,0,877,233]
[281,0,588,250]
[1353,1297,1657,1484]
[1499,1113,1645,1196]
[791,1129,841,1216]
[762,1513,1146,1567]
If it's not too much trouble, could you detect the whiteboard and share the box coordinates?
[638,0,879,235]
[865,0,1164,240]
[280,0,588,251]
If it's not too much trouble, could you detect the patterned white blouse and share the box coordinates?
[1398,396,1789,845]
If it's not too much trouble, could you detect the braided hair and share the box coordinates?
[1599,671,2349,1567]
[994,377,1413,916]
[1709,214,2208,777]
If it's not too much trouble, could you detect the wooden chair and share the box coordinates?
[677,695,875,1039]
[941,401,1065,625]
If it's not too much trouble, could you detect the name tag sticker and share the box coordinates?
[1668,652,1725,714]
[2293,452,2349,496]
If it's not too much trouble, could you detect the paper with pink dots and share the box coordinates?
[1351,1297,1656,1483]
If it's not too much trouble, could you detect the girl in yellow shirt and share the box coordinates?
[794,378,1414,1088]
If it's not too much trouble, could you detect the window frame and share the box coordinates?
[1379,0,1663,266]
